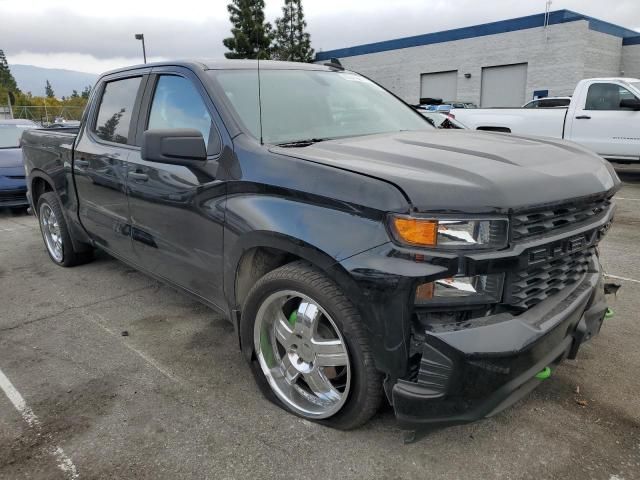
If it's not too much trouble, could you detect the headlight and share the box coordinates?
[415,273,504,305]
[389,215,508,249]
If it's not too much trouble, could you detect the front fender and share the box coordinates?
[223,193,391,307]
[223,191,461,383]
[339,243,457,384]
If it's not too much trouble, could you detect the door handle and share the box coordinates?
[575,115,591,119]
[129,172,149,182]
[75,159,89,167]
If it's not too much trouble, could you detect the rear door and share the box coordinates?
[74,71,148,257]
[567,81,640,160]
[126,66,227,307]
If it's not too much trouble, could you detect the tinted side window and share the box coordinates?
[94,77,141,144]
[524,100,538,108]
[585,83,638,111]
[148,76,212,144]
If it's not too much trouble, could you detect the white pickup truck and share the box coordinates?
[452,78,640,162]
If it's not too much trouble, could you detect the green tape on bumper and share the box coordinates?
[535,366,552,380]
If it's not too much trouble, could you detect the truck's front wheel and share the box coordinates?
[37,192,93,267]
[241,261,383,429]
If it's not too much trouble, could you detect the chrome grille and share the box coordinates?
[512,197,611,241]
[504,247,594,309]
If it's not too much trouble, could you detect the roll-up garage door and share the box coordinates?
[420,70,458,103]
[480,63,528,107]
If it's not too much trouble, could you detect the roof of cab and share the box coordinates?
[101,59,339,77]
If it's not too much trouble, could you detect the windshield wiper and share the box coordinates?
[275,138,330,148]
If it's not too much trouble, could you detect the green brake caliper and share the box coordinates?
[260,310,298,366]
[288,310,298,327]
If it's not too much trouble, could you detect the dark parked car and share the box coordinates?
[0,119,37,211]
[21,60,619,431]
[444,101,477,108]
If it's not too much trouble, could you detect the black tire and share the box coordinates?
[241,261,383,430]
[37,192,93,267]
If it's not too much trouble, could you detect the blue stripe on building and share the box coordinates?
[623,36,640,46]
[315,10,640,61]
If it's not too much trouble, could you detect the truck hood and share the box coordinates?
[271,130,619,212]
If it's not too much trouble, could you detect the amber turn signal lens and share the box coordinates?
[415,282,434,301]
[392,218,438,246]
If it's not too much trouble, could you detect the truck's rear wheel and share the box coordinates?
[37,192,93,267]
[241,261,383,430]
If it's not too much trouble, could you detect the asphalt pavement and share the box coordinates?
[1,169,639,480]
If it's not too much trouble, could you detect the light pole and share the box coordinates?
[134,34,147,64]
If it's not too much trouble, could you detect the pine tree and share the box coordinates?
[0,49,20,103]
[81,86,91,99]
[45,80,55,99]
[223,0,272,59]
[71,90,79,99]
[272,0,314,62]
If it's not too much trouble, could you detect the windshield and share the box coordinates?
[210,69,432,145]
[0,124,35,148]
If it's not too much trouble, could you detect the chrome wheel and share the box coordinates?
[40,203,63,262]
[254,290,351,419]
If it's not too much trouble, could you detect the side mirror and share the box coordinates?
[142,129,207,165]
[620,98,640,110]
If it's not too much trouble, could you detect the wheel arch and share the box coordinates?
[29,170,55,213]
[228,231,363,315]
[29,169,93,252]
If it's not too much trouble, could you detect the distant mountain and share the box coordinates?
[9,64,97,98]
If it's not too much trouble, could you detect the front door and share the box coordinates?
[568,81,640,161]
[126,69,227,307]
[74,74,146,257]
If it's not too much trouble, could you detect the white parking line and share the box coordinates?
[605,273,640,284]
[615,197,640,201]
[0,367,79,479]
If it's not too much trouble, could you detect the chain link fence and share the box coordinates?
[1,105,86,125]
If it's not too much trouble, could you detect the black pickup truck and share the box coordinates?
[21,60,619,430]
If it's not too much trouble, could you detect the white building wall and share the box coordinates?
[338,21,595,105]
[583,30,624,79]
[622,45,640,79]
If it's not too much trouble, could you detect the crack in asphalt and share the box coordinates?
[0,284,158,334]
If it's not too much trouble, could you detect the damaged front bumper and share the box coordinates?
[392,268,608,429]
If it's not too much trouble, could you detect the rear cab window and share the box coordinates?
[584,83,639,111]
[93,76,142,144]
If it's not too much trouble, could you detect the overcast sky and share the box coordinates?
[2,0,639,73]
